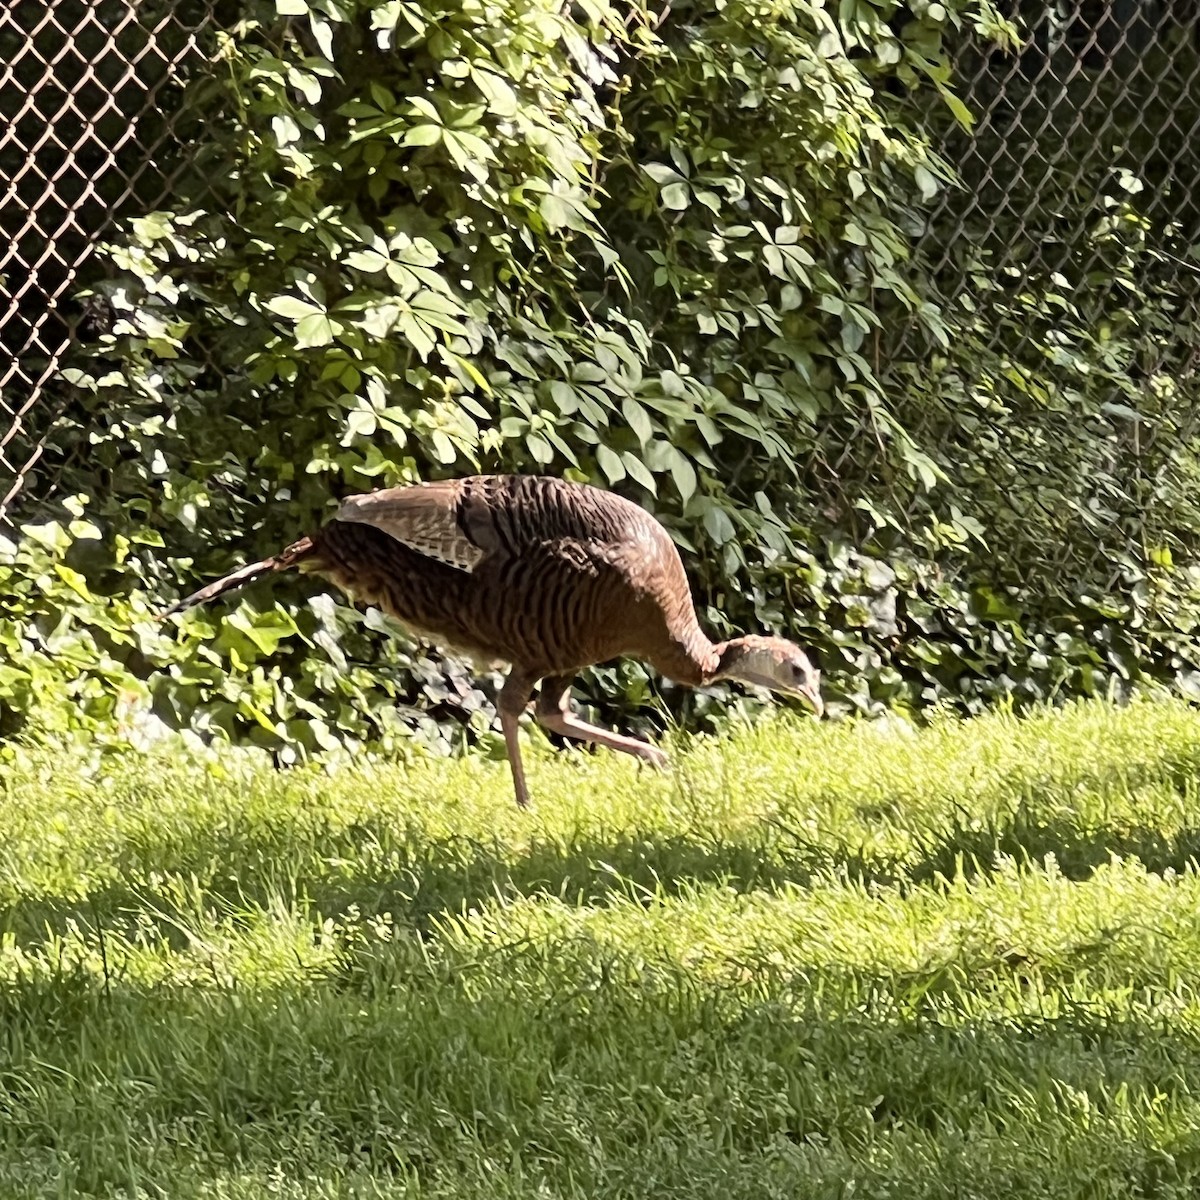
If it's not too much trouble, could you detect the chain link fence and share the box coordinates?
[2,0,1198,560]
[888,0,1200,589]
[0,0,221,524]
[931,2,1200,299]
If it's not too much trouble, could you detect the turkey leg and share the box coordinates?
[535,675,669,769]
[497,671,538,808]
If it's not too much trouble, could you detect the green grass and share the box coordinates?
[5,699,1200,1196]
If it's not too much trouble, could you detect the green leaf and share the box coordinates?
[644,163,684,185]
[670,450,697,506]
[407,96,439,121]
[539,193,576,231]
[473,68,518,117]
[448,353,491,394]
[903,448,943,491]
[345,409,377,439]
[914,164,939,202]
[54,565,94,602]
[344,249,389,273]
[411,291,467,334]
[660,370,687,398]
[398,312,436,360]
[935,81,975,131]
[265,295,324,321]
[309,13,335,59]
[21,523,71,553]
[69,519,103,541]
[430,430,457,464]
[876,38,902,65]
[622,452,657,494]
[596,443,625,483]
[443,129,495,177]
[816,30,841,56]
[238,699,279,734]
[356,303,401,338]
[550,381,578,414]
[288,67,323,105]
[229,609,298,656]
[370,0,404,30]
[0,665,29,689]
[622,397,653,447]
[402,124,442,147]
[272,114,301,146]
[660,182,690,211]
[701,501,735,545]
[296,313,336,348]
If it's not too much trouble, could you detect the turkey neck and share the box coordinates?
[646,602,727,689]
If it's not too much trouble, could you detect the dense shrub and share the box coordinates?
[3,0,1199,752]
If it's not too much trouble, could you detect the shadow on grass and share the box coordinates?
[5,789,1200,950]
[906,807,1200,888]
[3,947,1200,1198]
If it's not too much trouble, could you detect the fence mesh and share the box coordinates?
[930,3,1200,298]
[0,0,220,523]
[884,1,1200,590]
[1,0,1198,559]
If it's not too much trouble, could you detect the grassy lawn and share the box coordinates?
[5,700,1200,1197]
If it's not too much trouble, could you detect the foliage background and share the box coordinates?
[3,0,1200,755]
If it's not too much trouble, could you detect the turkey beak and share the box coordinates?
[794,678,823,718]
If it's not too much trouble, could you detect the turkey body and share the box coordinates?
[159,473,822,808]
[313,475,707,687]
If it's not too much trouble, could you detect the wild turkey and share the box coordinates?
[158,474,823,807]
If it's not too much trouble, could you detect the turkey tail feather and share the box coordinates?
[155,536,315,620]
